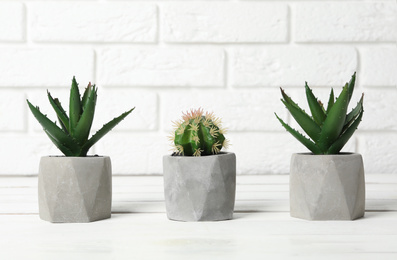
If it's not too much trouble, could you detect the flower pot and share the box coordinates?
[163,152,236,221]
[38,156,112,223]
[290,153,365,221]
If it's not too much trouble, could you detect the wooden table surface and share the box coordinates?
[1,175,397,259]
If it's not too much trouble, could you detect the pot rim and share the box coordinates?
[293,152,361,157]
[164,151,235,159]
[41,155,110,159]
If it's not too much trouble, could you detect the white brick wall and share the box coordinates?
[162,2,288,43]
[0,2,24,42]
[294,2,397,42]
[98,47,224,87]
[29,2,157,43]
[0,0,396,175]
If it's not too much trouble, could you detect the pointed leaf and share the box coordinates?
[345,94,363,128]
[280,88,321,142]
[347,72,356,103]
[275,113,322,154]
[80,108,135,156]
[27,100,80,155]
[45,133,76,156]
[69,76,82,137]
[326,88,335,114]
[74,85,97,145]
[318,84,349,151]
[305,82,326,126]
[81,82,93,109]
[326,107,363,154]
[47,91,69,131]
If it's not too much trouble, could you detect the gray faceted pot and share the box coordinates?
[163,152,236,222]
[38,156,112,223]
[290,153,365,221]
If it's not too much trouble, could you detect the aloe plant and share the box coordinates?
[275,72,363,155]
[27,77,134,157]
[171,108,229,156]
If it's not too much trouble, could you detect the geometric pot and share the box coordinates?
[290,153,365,221]
[163,152,236,222]
[38,156,112,223]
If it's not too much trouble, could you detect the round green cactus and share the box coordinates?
[171,108,229,156]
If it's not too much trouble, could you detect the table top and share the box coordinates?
[1,174,397,259]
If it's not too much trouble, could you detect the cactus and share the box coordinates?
[275,72,364,155]
[27,77,134,157]
[171,108,229,156]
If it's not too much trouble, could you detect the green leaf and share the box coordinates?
[305,82,326,126]
[47,91,69,132]
[318,83,349,151]
[326,107,363,154]
[27,100,80,155]
[344,94,364,129]
[45,133,76,156]
[326,88,335,114]
[69,76,82,137]
[275,113,322,154]
[57,116,69,134]
[74,85,97,145]
[280,88,321,142]
[347,72,356,103]
[81,82,94,109]
[80,108,135,156]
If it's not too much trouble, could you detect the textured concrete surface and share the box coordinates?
[163,152,236,221]
[38,156,112,223]
[290,153,365,221]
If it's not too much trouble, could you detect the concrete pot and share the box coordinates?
[290,153,365,221]
[38,156,112,223]
[163,152,236,221]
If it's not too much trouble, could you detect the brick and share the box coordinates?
[94,89,158,131]
[29,2,156,43]
[361,47,397,87]
[358,134,397,174]
[231,47,357,87]
[162,2,288,43]
[0,135,61,175]
[161,89,288,131]
[95,133,169,174]
[295,2,397,42]
[0,90,25,132]
[98,48,224,87]
[0,2,24,42]
[0,48,94,87]
[360,89,397,131]
[227,133,302,174]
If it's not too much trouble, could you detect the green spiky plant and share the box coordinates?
[275,72,363,155]
[171,108,229,156]
[27,77,134,157]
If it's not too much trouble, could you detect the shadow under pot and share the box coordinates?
[38,156,112,223]
[163,152,236,222]
[290,153,365,221]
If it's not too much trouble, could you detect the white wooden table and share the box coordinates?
[1,175,397,259]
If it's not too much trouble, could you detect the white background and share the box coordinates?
[0,0,396,175]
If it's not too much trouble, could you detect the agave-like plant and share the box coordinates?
[275,72,363,155]
[27,77,134,157]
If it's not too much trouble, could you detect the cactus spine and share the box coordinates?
[171,108,229,156]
